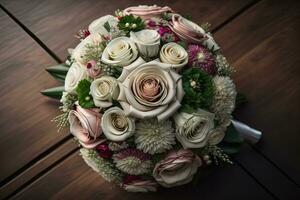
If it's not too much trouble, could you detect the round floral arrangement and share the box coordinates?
[42,5,261,192]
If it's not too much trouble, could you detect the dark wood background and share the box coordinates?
[0,0,299,199]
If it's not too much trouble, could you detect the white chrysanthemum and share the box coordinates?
[211,76,237,126]
[80,148,122,183]
[113,149,152,175]
[135,119,176,154]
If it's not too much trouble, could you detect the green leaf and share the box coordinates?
[181,68,214,111]
[41,86,64,99]
[223,123,244,144]
[103,21,111,32]
[76,79,95,108]
[46,64,69,75]
[118,14,145,33]
[50,73,66,83]
[46,64,69,83]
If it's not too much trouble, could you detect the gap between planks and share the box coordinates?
[0,0,290,199]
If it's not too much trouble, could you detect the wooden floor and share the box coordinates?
[0,0,299,199]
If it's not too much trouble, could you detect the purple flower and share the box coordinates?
[187,44,216,75]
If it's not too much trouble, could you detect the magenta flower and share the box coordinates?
[95,143,113,159]
[113,148,152,175]
[187,44,216,75]
[86,60,102,78]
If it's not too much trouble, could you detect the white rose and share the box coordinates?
[101,107,135,141]
[88,15,118,35]
[160,42,188,70]
[118,60,184,121]
[73,34,103,66]
[64,62,88,93]
[208,126,226,145]
[90,76,120,108]
[101,37,138,66]
[130,29,160,58]
[173,109,215,148]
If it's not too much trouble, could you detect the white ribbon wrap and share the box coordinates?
[231,120,262,144]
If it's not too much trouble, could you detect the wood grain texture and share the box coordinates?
[214,0,300,186]
[0,10,68,184]
[1,0,300,199]
[1,0,255,60]
[11,150,273,200]
[0,139,78,200]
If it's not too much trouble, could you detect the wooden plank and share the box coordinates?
[0,10,68,185]
[0,140,78,200]
[1,0,255,60]
[0,0,262,197]
[11,150,273,200]
[214,0,300,193]
[235,145,300,199]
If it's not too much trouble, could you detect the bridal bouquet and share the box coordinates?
[42,5,261,192]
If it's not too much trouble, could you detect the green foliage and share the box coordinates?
[46,64,69,75]
[219,123,244,154]
[46,64,69,83]
[40,86,64,99]
[181,68,214,113]
[82,42,106,64]
[81,148,122,183]
[76,79,94,108]
[118,14,145,33]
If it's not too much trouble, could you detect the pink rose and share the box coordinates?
[153,149,201,187]
[86,60,102,79]
[122,175,157,192]
[123,5,172,20]
[169,14,207,44]
[68,105,105,149]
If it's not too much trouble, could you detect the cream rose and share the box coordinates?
[173,109,215,148]
[64,62,88,93]
[73,33,103,66]
[90,76,120,108]
[68,104,104,149]
[88,15,118,35]
[169,14,220,51]
[208,127,226,145]
[101,107,135,141]
[101,37,138,66]
[118,60,184,121]
[123,5,172,19]
[130,29,160,58]
[160,42,188,70]
[153,149,201,187]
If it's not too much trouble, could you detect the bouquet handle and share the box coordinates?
[231,120,262,144]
